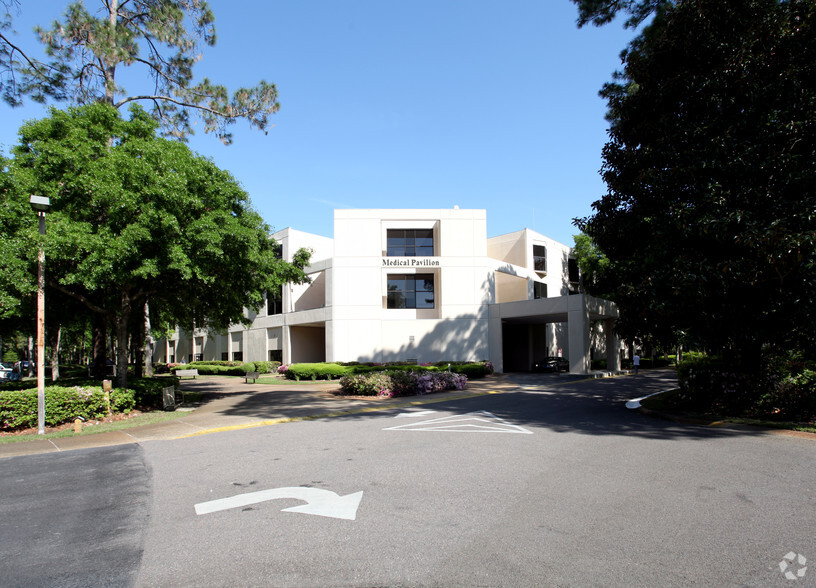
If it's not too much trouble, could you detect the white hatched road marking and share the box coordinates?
[383,411,533,434]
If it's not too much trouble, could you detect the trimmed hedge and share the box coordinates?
[285,363,351,381]
[169,360,280,376]
[0,376,179,418]
[0,385,136,431]
[281,361,493,381]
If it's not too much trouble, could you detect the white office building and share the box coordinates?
[156,209,620,374]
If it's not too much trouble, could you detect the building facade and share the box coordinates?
[155,209,620,374]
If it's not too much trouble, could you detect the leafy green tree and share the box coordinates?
[570,0,669,28]
[576,0,816,362]
[1,0,278,143]
[4,103,309,388]
[2,0,283,378]
[571,232,611,298]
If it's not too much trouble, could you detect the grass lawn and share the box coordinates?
[0,409,194,444]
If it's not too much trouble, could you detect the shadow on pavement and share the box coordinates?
[204,370,766,441]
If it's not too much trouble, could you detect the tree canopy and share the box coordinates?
[2,102,309,386]
[570,0,669,28]
[0,0,278,143]
[576,0,816,359]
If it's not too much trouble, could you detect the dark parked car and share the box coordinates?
[533,356,569,373]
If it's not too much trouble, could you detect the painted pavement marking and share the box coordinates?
[383,410,533,434]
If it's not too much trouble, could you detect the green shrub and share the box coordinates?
[339,372,393,396]
[757,368,816,420]
[252,361,278,374]
[449,363,489,379]
[286,363,351,381]
[128,377,179,409]
[0,385,136,431]
[676,353,816,419]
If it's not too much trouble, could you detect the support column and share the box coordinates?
[488,305,504,373]
[568,294,590,374]
[282,325,292,365]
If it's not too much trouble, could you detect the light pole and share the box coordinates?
[30,195,50,435]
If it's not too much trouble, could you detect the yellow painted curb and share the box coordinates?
[174,389,507,439]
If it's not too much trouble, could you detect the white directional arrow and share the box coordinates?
[194,487,364,520]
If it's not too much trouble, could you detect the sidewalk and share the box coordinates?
[0,374,522,459]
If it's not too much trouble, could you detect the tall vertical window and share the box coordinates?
[568,258,580,284]
[533,245,547,272]
[534,282,548,299]
[387,274,435,309]
[267,286,283,315]
[387,229,434,256]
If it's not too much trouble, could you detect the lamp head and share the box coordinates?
[29,195,50,212]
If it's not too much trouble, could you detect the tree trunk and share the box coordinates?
[143,300,154,377]
[48,324,61,381]
[116,291,131,389]
[27,336,34,377]
[92,314,107,379]
[130,303,145,378]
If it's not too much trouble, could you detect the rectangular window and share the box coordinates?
[534,282,547,299]
[267,287,283,315]
[194,353,203,362]
[169,355,175,363]
[221,352,228,361]
[269,350,282,363]
[387,229,434,257]
[533,245,547,273]
[568,258,580,283]
[232,351,243,362]
[387,274,435,309]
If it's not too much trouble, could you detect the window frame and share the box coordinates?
[386,229,435,257]
[533,244,547,273]
[386,273,436,309]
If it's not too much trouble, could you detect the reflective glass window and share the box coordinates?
[387,274,435,309]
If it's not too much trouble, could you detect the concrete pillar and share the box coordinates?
[282,325,292,365]
[568,294,590,374]
[605,318,620,372]
[488,305,504,373]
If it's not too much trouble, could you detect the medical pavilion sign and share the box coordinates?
[382,257,441,267]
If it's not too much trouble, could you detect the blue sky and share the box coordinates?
[0,1,638,247]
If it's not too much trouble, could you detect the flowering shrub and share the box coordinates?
[339,372,394,397]
[278,364,289,375]
[339,370,467,398]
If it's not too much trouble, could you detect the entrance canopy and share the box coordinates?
[488,294,619,375]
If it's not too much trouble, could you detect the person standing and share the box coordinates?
[633,353,640,374]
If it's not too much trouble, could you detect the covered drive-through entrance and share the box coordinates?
[488,294,619,375]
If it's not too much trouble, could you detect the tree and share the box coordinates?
[571,232,611,298]
[4,102,309,388]
[576,0,816,361]
[570,0,669,28]
[1,0,278,143]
